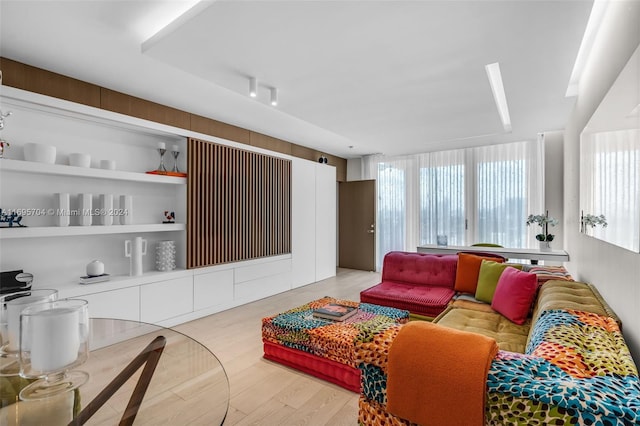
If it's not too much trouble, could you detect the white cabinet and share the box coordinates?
[193,269,234,311]
[140,276,193,323]
[291,158,317,288]
[80,287,140,322]
[315,164,337,281]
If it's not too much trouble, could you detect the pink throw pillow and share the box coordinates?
[491,267,537,325]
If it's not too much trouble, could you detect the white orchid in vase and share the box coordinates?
[526,211,558,242]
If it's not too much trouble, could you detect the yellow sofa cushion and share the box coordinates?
[434,307,530,353]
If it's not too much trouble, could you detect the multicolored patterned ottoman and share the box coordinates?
[262,297,409,392]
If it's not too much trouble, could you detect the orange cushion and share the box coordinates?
[454,253,505,294]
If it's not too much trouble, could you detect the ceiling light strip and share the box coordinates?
[485,62,512,133]
[270,88,278,106]
[565,0,610,97]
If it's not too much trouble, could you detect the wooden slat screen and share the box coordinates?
[187,137,291,268]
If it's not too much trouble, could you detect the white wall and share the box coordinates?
[563,1,640,365]
[544,131,565,249]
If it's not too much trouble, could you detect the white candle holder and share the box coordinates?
[18,299,89,400]
[0,289,58,362]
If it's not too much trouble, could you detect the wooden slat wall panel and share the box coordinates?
[187,137,291,268]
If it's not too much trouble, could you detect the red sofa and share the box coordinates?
[360,251,458,318]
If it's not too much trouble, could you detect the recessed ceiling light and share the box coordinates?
[485,62,512,133]
[249,77,258,98]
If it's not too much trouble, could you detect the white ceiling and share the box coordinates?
[0,0,593,159]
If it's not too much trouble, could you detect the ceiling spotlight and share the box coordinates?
[249,77,257,98]
[270,88,278,106]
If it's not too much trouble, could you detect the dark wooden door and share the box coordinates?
[338,180,376,271]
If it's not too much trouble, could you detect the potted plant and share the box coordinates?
[526,211,558,251]
[580,212,607,234]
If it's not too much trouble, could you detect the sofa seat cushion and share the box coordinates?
[435,307,530,353]
[360,281,455,318]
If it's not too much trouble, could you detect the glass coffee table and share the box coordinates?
[0,318,229,425]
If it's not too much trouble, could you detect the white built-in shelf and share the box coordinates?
[0,223,185,239]
[0,159,186,184]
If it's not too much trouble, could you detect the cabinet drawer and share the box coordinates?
[82,287,140,322]
[140,276,193,323]
[193,269,233,311]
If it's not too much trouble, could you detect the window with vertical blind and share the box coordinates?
[364,140,544,269]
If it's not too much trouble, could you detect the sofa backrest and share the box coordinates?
[381,251,458,288]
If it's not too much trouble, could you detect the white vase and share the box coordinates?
[119,195,133,225]
[538,241,551,252]
[78,193,92,226]
[53,193,70,227]
[100,194,113,226]
[156,240,176,271]
[125,237,147,276]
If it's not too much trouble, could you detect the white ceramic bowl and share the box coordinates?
[69,153,91,168]
[24,143,56,164]
[100,159,116,170]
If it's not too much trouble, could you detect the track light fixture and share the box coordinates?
[249,77,257,98]
[270,88,278,106]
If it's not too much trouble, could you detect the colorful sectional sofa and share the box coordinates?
[357,280,640,425]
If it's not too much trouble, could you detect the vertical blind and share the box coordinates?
[364,140,544,269]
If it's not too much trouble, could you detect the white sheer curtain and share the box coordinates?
[472,139,544,248]
[581,129,640,251]
[363,154,420,270]
[365,140,545,269]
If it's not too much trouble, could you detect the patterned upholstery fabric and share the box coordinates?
[262,297,409,369]
[357,281,640,425]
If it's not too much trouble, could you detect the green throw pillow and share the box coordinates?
[475,260,523,303]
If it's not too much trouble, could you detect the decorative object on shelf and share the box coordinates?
[78,193,92,226]
[18,298,89,400]
[0,289,58,355]
[436,234,448,246]
[0,140,9,159]
[79,274,110,285]
[526,210,558,251]
[53,192,70,227]
[156,240,176,271]
[171,145,181,173]
[146,142,187,177]
[86,260,105,277]
[99,194,113,226]
[0,109,12,159]
[156,142,167,172]
[24,143,56,164]
[0,208,25,227]
[125,236,147,276]
[69,153,91,168]
[163,211,175,224]
[580,211,608,234]
[318,155,328,164]
[119,195,133,225]
[100,159,116,170]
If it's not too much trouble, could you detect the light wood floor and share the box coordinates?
[173,268,382,426]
